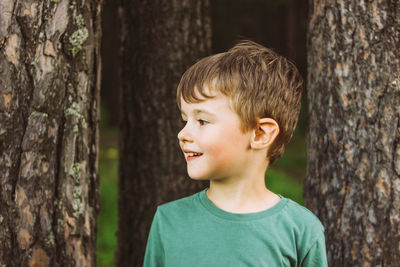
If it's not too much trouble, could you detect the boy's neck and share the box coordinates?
[206,175,280,214]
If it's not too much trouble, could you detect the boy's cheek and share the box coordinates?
[208,147,237,167]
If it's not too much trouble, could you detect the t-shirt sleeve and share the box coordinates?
[301,232,328,267]
[143,209,165,267]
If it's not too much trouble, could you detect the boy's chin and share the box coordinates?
[187,172,210,181]
[187,175,209,181]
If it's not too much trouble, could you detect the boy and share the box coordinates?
[144,41,327,266]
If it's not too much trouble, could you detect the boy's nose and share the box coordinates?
[177,125,192,142]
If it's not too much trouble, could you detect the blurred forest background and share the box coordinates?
[97,0,308,265]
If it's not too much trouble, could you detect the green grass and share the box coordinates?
[97,126,119,267]
[267,134,307,205]
[266,168,304,205]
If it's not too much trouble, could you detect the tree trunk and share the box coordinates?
[0,0,101,266]
[116,0,211,265]
[100,0,120,127]
[286,0,296,61]
[305,1,400,266]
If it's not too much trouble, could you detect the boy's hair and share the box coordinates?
[177,40,303,164]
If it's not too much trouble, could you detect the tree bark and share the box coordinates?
[116,0,211,265]
[100,0,120,127]
[305,0,400,266]
[0,0,101,266]
[286,0,297,61]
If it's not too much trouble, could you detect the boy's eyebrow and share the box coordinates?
[180,109,215,117]
[193,109,215,116]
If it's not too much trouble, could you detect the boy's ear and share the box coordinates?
[250,118,279,150]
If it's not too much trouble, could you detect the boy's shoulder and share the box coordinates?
[156,190,202,217]
[280,197,325,233]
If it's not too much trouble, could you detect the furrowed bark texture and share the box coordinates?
[0,0,101,266]
[117,0,211,265]
[305,0,400,266]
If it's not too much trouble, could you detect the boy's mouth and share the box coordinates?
[187,152,202,157]
[183,151,203,161]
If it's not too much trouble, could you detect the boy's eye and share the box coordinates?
[198,119,208,126]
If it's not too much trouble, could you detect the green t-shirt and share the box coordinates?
[144,189,327,267]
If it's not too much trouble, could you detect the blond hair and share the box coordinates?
[177,41,303,164]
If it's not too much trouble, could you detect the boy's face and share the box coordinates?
[178,89,253,181]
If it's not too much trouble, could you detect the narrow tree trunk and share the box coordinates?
[305,0,400,266]
[0,0,101,265]
[117,0,211,265]
[286,0,296,61]
[100,0,120,127]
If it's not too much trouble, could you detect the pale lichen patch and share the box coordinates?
[5,34,20,65]
[46,232,55,245]
[75,14,85,27]
[17,229,33,250]
[29,247,49,267]
[69,27,88,56]
[72,197,83,218]
[68,14,89,56]
[69,162,82,183]
[65,102,83,118]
